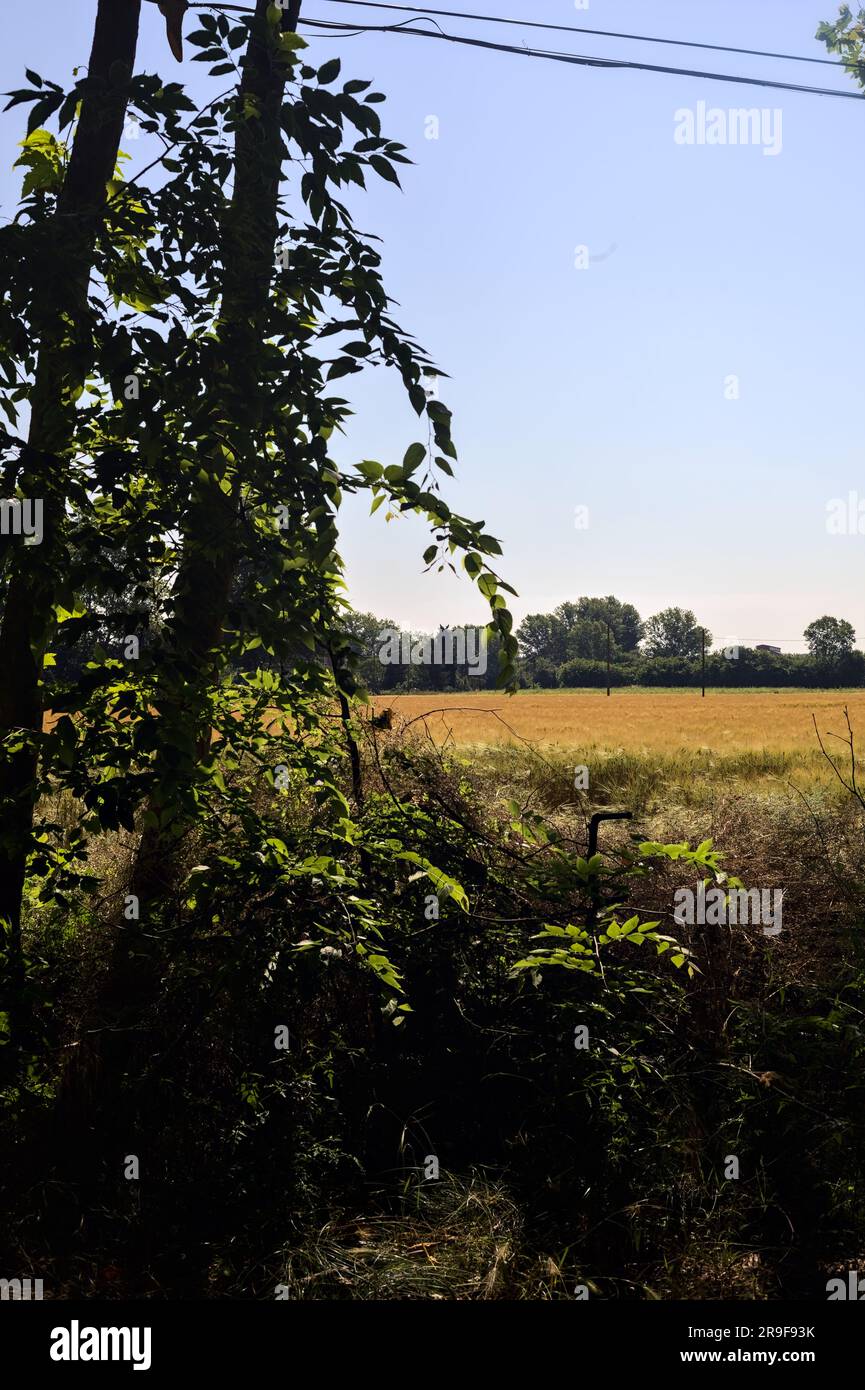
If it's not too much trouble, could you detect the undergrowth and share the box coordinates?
[3,724,865,1300]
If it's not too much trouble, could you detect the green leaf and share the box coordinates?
[318,57,342,84]
[356,459,383,481]
[402,442,426,474]
[279,30,308,51]
[328,357,363,380]
[369,154,401,187]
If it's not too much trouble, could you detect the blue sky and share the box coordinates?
[2,1,863,651]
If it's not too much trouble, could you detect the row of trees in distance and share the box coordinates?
[346,600,863,692]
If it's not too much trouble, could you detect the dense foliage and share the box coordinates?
[0,0,864,1305]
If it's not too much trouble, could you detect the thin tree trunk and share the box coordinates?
[0,0,142,1051]
[132,0,302,901]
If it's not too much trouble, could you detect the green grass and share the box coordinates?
[469,744,836,812]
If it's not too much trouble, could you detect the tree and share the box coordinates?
[340,610,402,692]
[132,0,516,897]
[817,5,865,85]
[804,615,856,665]
[516,612,565,665]
[0,0,144,1045]
[565,618,607,661]
[643,608,710,659]
[1,1,516,1117]
[517,596,642,669]
[129,0,307,899]
[574,595,643,652]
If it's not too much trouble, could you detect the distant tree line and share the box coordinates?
[341,601,864,692]
[516,602,862,688]
[53,594,863,693]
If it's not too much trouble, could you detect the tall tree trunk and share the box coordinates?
[0,0,142,1053]
[132,0,302,901]
[53,0,304,1168]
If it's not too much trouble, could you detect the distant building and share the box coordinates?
[756,644,781,654]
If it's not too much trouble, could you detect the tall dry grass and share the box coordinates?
[368,690,865,806]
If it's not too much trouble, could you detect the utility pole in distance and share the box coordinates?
[606,621,611,697]
[701,627,706,698]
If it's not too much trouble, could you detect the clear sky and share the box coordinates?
[2,1,863,652]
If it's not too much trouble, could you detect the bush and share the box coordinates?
[557,658,634,688]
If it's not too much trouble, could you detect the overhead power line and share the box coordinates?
[301,14,865,101]
[314,0,852,70]
[137,1,865,100]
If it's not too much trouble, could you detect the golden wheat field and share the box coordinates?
[370,689,865,756]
